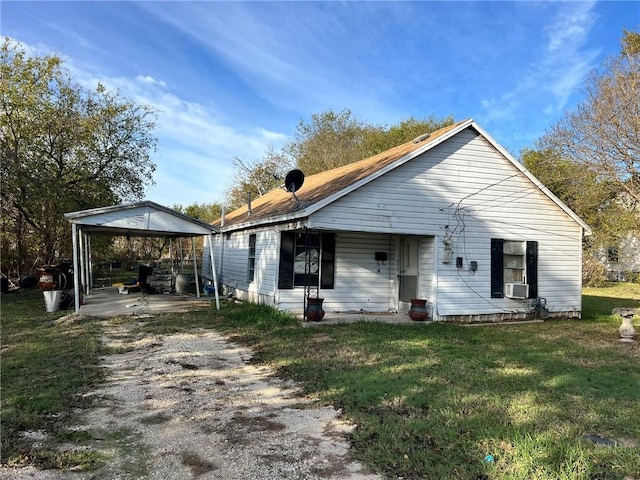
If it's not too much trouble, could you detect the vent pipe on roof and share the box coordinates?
[412,133,431,144]
[247,192,252,216]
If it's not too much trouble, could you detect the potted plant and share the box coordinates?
[306,297,325,321]
[408,298,429,321]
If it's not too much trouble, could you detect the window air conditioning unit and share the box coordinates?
[505,283,529,299]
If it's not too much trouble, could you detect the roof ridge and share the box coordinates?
[218,119,469,228]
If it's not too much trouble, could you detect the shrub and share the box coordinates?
[623,270,640,284]
[583,257,608,287]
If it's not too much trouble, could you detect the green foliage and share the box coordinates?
[216,285,640,480]
[289,109,454,175]
[172,202,223,224]
[287,109,372,175]
[522,148,636,251]
[5,284,638,478]
[0,39,158,273]
[582,257,609,287]
[361,115,455,157]
[622,29,640,56]
[224,147,292,210]
[625,270,640,284]
[223,108,453,210]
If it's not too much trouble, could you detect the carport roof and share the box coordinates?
[64,201,217,237]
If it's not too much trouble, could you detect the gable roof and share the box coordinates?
[65,201,217,237]
[218,119,591,235]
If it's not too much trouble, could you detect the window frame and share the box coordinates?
[491,238,538,299]
[247,233,256,282]
[278,231,335,290]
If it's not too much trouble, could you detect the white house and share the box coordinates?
[203,119,591,322]
[603,233,640,281]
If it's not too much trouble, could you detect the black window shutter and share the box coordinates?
[526,241,538,299]
[490,238,504,298]
[320,233,336,289]
[278,232,295,289]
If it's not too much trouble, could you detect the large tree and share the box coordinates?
[522,148,636,247]
[540,29,639,205]
[526,30,639,276]
[1,39,157,274]
[288,109,454,175]
[224,147,293,210]
[224,109,453,210]
[173,202,223,224]
[287,109,373,175]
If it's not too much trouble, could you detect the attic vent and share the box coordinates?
[412,133,431,144]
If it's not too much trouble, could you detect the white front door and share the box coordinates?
[398,236,418,313]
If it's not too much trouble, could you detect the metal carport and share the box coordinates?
[64,201,220,314]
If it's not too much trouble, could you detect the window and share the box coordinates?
[247,234,256,282]
[491,238,538,298]
[278,231,335,289]
[607,246,619,263]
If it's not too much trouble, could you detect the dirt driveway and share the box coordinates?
[2,317,380,480]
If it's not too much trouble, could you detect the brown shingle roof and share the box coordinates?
[217,120,468,229]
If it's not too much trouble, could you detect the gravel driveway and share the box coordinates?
[1,318,380,480]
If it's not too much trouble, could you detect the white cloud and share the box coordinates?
[546,2,596,53]
[136,75,167,88]
[16,37,288,206]
[480,2,600,124]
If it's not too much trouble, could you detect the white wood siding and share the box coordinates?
[309,128,584,319]
[203,227,280,306]
[278,232,396,313]
[201,234,215,282]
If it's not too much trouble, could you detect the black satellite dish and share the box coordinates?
[284,169,305,193]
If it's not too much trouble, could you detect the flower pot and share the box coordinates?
[408,298,428,321]
[306,297,325,322]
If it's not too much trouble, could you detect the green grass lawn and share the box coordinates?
[0,289,107,469]
[2,283,639,479]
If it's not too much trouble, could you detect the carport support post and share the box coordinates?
[87,234,93,295]
[72,223,80,314]
[208,233,220,310]
[191,237,201,298]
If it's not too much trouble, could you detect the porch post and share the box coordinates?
[87,234,93,295]
[72,224,80,314]
[79,230,86,295]
[192,237,200,298]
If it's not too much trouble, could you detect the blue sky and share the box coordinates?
[3,1,638,207]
